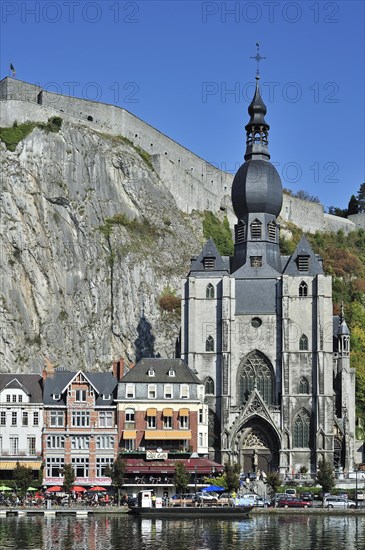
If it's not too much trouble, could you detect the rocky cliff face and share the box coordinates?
[0,121,204,373]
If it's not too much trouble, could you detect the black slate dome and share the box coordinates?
[231,159,283,219]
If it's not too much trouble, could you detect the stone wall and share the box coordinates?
[0,77,358,235]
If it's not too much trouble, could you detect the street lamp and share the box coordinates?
[194,466,197,494]
[355,469,358,509]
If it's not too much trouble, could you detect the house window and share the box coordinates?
[47,435,65,449]
[164,384,173,399]
[148,368,155,377]
[268,221,276,241]
[297,256,309,271]
[96,457,114,477]
[250,219,262,239]
[250,256,262,267]
[27,436,36,455]
[299,281,308,297]
[71,411,90,427]
[235,222,245,244]
[180,385,189,399]
[96,436,114,449]
[103,393,111,400]
[205,335,214,352]
[0,411,5,426]
[33,411,39,426]
[147,415,156,429]
[124,438,135,451]
[50,411,64,427]
[18,395,23,403]
[0,437,2,454]
[72,457,89,478]
[168,369,175,377]
[22,411,28,426]
[75,389,87,402]
[299,334,309,351]
[126,384,135,398]
[205,377,214,394]
[12,395,17,403]
[6,395,11,403]
[52,393,61,401]
[179,415,189,429]
[299,377,310,394]
[199,408,204,423]
[203,257,215,270]
[46,456,64,477]
[293,410,310,448]
[99,411,113,428]
[163,415,172,429]
[198,433,203,446]
[148,385,156,399]
[9,437,19,455]
[206,283,215,299]
[11,412,17,426]
[71,436,90,450]
[125,408,135,422]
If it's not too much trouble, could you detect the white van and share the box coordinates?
[285,489,296,497]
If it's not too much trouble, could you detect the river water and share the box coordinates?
[0,514,364,550]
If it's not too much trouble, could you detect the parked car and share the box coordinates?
[217,492,234,506]
[194,492,218,504]
[271,493,287,506]
[240,493,269,507]
[300,492,313,501]
[171,493,195,506]
[323,496,356,509]
[277,496,313,508]
[285,489,297,497]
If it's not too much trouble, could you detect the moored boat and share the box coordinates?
[128,505,253,518]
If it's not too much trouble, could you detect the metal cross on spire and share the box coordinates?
[250,42,266,76]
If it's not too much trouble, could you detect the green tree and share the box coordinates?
[202,211,234,256]
[357,183,365,212]
[348,195,359,215]
[13,462,33,496]
[316,459,335,494]
[105,457,126,506]
[173,461,190,495]
[224,462,240,494]
[61,463,75,493]
[265,472,281,498]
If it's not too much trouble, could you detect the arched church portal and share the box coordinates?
[235,418,279,474]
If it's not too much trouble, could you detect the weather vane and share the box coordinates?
[250,42,266,76]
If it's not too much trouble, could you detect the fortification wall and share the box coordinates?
[348,213,365,230]
[0,77,358,235]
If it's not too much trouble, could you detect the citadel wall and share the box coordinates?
[0,77,358,235]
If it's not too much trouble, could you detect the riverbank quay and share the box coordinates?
[0,505,364,517]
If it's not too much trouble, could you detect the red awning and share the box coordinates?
[124,458,224,475]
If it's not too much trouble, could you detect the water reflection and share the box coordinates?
[0,514,364,550]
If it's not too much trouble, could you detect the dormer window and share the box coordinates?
[148,368,155,377]
[168,369,175,377]
[297,255,309,272]
[203,257,215,270]
[103,394,111,400]
[53,393,61,401]
[235,223,245,244]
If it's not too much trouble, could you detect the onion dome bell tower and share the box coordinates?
[231,72,283,274]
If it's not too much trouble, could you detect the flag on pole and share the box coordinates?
[10,63,16,77]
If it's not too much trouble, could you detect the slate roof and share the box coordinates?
[282,235,324,276]
[0,374,43,402]
[43,368,117,406]
[119,358,202,385]
[189,239,229,275]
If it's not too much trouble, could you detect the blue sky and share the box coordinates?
[1,0,364,210]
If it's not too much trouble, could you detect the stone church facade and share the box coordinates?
[181,75,356,476]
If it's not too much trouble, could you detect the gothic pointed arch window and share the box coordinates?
[298,377,309,394]
[299,281,308,297]
[299,334,309,351]
[238,351,274,405]
[205,336,214,352]
[250,219,262,239]
[206,283,215,299]
[205,377,214,395]
[293,409,310,448]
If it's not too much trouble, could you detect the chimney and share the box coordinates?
[112,357,125,380]
[43,358,54,381]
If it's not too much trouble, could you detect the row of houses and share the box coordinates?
[0,358,223,492]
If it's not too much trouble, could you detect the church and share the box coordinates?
[181,72,356,476]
